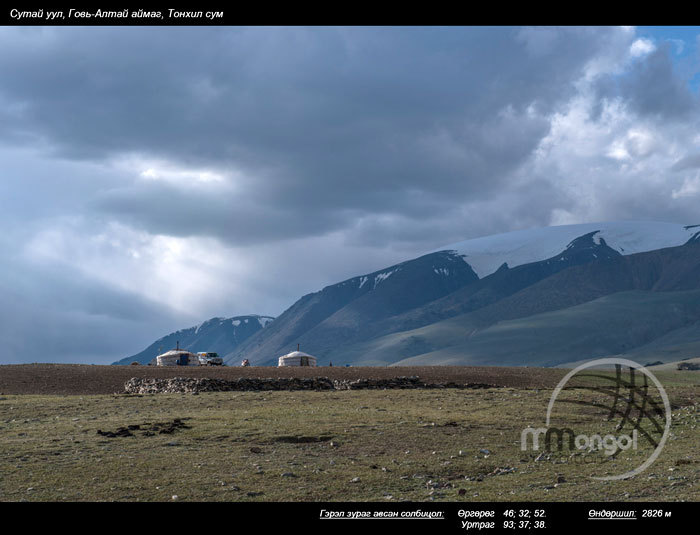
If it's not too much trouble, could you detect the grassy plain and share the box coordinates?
[0,369,697,502]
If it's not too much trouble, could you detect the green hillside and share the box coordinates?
[327,290,700,367]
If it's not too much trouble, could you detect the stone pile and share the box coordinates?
[124,376,495,394]
[332,377,493,390]
[124,376,335,394]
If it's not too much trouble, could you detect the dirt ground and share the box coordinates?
[0,364,570,395]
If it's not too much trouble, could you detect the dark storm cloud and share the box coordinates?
[0,259,185,363]
[672,153,700,171]
[91,181,357,244]
[344,176,574,250]
[594,43,698,120]
[0,26,625,245]
[624,46,697,118]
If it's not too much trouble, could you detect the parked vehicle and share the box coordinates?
[197,352,224,366]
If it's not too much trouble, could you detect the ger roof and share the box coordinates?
[157,349,195,357]
[280,350,315,358]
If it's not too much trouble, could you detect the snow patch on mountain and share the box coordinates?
[257,316,274,327]
[373,268,398,288]
[188,315,275,331]
[435,221,696,278]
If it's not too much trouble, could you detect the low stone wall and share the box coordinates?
[124,376,494,394]
[331,376,492,390]
[124,377,335,394]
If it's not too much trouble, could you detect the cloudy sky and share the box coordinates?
[2,26,700,364]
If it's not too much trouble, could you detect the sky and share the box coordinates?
[1,26,700,364]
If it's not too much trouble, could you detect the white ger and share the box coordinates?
[155,349,199,366]
[278,348,317,367]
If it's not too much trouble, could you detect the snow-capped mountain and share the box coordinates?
[125,220,700,368]
[113,314,274,365]
[435,221,698,278]
[228,220,700,367]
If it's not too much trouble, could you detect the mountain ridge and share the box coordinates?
[119,220,700,368]
[300,239,700,367]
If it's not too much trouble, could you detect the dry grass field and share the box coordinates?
[0,364,697,502]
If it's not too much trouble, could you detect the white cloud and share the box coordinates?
[124,157,233,188]
[672,175,700,199]
[20,214,413,327]
[23,219,233,317]
[630,38,656,58]
[607,127,658,161]
[522,47,699,226]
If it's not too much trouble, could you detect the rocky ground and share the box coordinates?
[0,364,570,395]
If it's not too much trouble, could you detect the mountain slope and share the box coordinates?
[466,237,700,326]
[390,289,700,367]
[330,240,700,366]
[227,229,633,365]
[225,251,479,365]
[114,315,274,365]
[369,230,626,336]
[229,223,700,367]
